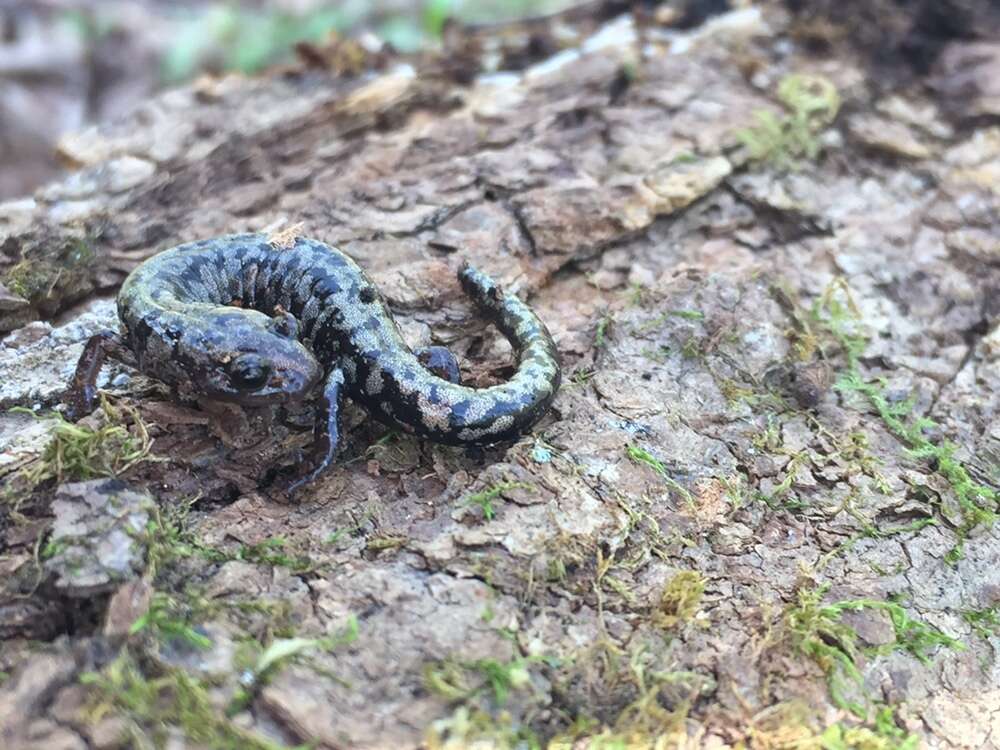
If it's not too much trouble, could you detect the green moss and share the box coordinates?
[719,472,748,510]
[639,344,672,363]
[594,314,612,349]
[41,537,69,560]
[228,599,296,636]
[625,444,693,504]
[752,416,783,453]
[324,528,348,546]
[601,573,639,606]
[425,706,540,750]
[548,643,694,749]
[81,652,299,750]
[230,616,359,712]
[754,449,811,509]
[128,593,212,650]
[10,398,153,491]
[161,6,346,82]
[679,335,703,360]
[172,588,298,641]
[837,373,996,543]
[810,278,868,360]
[833,430,892,494]
[668,309,705,321]
[236,537,316,573]
[653,571,705,630]
[810,278,997,561]
[425,640,703,748]
[544,554,568,584]
[424,655,538,706]
[422,651,547,746]
[626,283,648,306]
[785,584,961,718]
[737,73,841,169]
[611,496,673,563]
[5,260,53,301]
[750,415,901,520]
[146,508,318,584]
[716,376,758,406]
[748,703,919,750]
[961,605,1000,639]
[462,481,533,522]
[143,503,227,579]
[814,513,936,573]
[821,706,920,750]
[365,534,408,553]
[473,658,536,705]
[4,238,97,304]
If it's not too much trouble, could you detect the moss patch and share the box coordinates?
[652,571,706,630]
[6,398,153,508]
[810,278,997,561]
[737,73,841,169]
[785,583,961,718]
[81,652,298,750]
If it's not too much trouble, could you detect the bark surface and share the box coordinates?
[1,4,999,748]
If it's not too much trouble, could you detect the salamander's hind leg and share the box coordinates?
[416,345,461,384]
[65,331,136,420]
[287,367,345,494]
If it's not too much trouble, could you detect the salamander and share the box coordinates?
[66,233,561,490]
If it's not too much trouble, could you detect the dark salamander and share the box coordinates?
[66,234,561,490]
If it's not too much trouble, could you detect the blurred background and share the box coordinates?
[0,0,576,200]
[3,0,996,202]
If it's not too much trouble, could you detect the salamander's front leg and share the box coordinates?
[416,345,461,384]
[65,331,136,420]
[287,367,345,494]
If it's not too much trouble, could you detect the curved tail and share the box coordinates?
[431,264,561,444]
[355,263,561,445]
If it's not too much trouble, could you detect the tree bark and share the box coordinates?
[2,3,999,748]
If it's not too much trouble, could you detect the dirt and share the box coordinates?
[1,2,999,749]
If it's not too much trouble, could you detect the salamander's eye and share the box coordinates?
[229,353,270,390]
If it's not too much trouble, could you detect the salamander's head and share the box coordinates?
[180,310,322,406]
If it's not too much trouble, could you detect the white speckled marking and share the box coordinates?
[365,368,384,395]
[416,392,452,432]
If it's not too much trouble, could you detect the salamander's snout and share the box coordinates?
[247,337,323,405]
[273,353,323,402]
